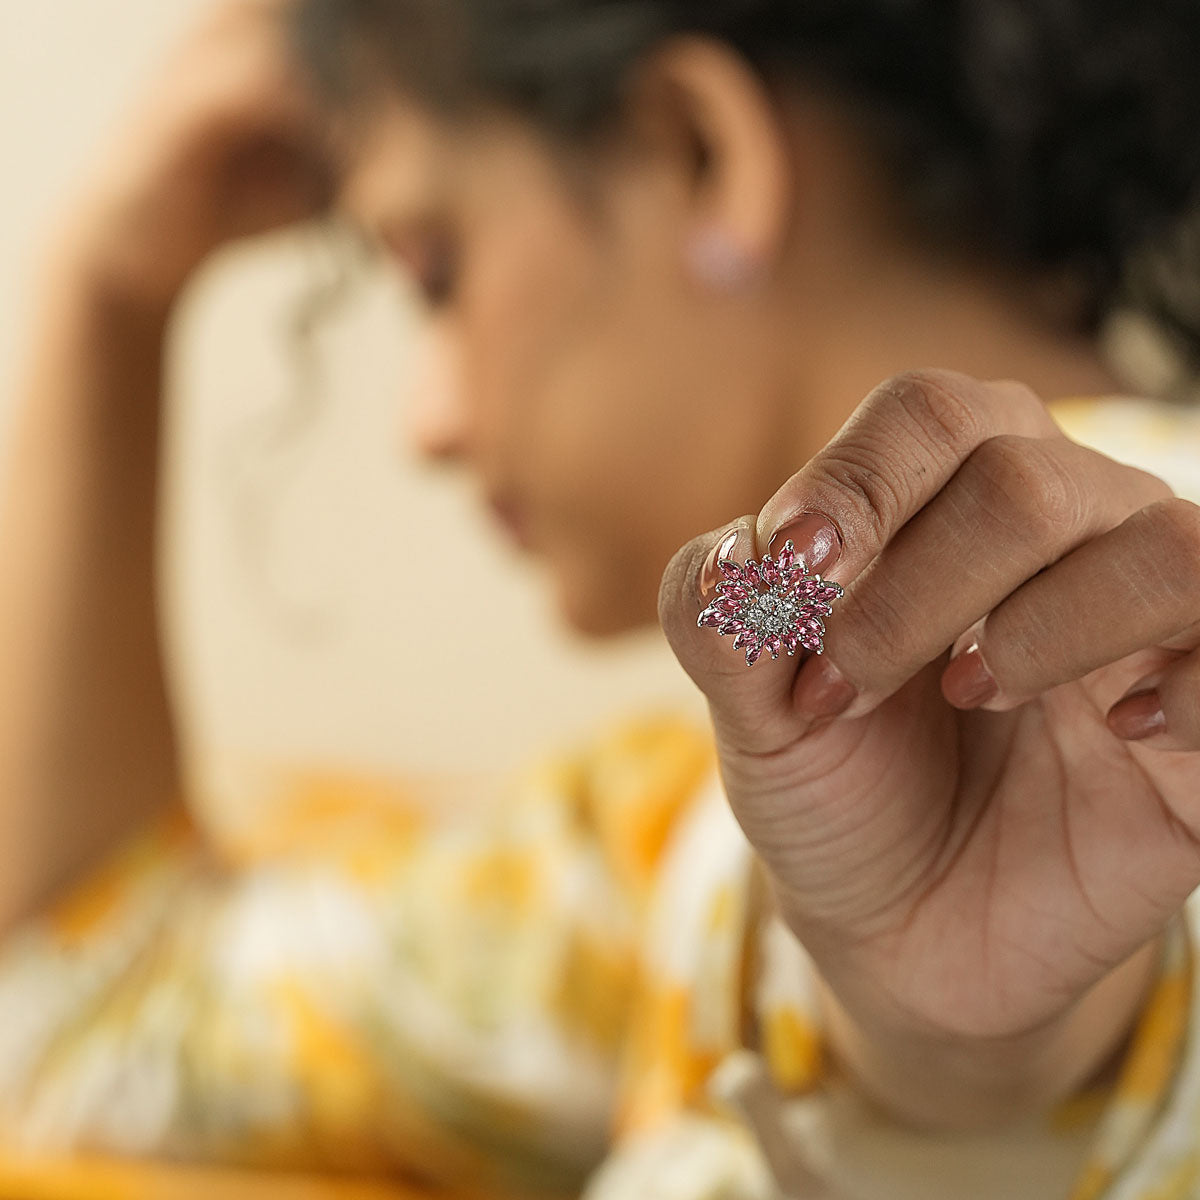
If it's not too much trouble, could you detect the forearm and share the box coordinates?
[0,225,182,936]
[799,918,1165,1131]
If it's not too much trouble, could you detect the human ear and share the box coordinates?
[630,36,793,291]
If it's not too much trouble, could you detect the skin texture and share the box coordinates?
[3,0,1194,1145]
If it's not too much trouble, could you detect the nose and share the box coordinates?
[399,325,469,463]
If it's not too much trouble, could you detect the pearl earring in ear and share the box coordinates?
[685,227,760,291]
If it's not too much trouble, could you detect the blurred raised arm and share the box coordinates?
[0,0,333,935]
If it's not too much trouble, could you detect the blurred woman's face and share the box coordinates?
[341,100,803,635]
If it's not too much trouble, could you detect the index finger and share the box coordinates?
[658,371,1062,755]
[755,370,1061,583]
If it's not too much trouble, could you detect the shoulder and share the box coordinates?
[514,710,717,900]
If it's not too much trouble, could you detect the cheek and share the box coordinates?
[537,289,780,552]
[453,199,604,480]
[447,168,788,629]
[451,238,672,626]
[527,325,777,634]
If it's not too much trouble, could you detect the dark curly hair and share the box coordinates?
[293,0,1200,376]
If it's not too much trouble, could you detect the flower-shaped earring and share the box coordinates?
[697,540,844,666]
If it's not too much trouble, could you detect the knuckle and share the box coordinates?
[807,371,998,548]
[1144,498,1200,597]
[813,445,911,545]
[1119,465,1177,506]
[964,436,1084,536]
[984,378,1052,424]
[875,369,989,451]
[1153,496,1200,549]
[987,378,1042,406]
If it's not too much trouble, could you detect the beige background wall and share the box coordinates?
[0,1,703,818]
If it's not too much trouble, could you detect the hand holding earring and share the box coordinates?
[658,369,1200,1132]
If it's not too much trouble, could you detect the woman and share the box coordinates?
[2,0,1200,1197]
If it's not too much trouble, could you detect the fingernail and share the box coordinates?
[942,642,999,709]
[768,513,843,576]
[794,654,857,721]
[1107,691,1168,741]
[700,528,742,603]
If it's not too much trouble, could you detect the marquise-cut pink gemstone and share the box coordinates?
[701,544,840,665]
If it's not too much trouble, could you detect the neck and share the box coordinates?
[777,237,1126,453]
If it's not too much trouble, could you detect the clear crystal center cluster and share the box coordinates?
[698,539,844,666]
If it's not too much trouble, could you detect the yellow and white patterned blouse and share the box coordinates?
[0,395,1198,1200]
